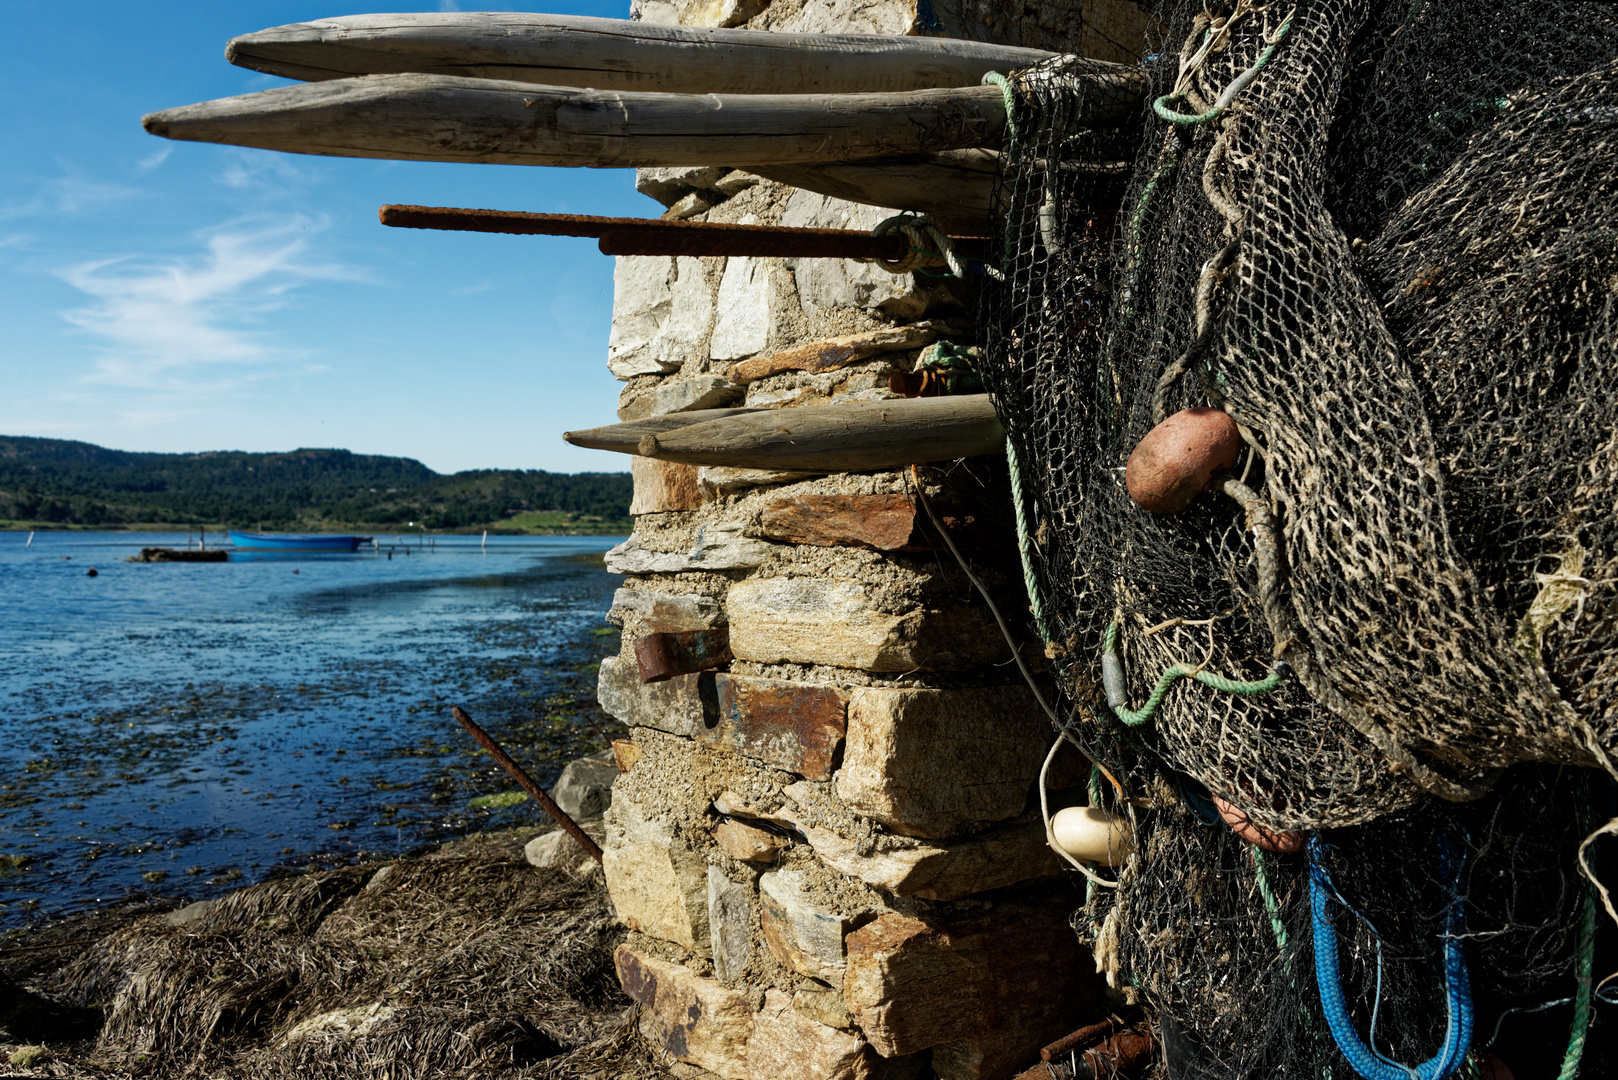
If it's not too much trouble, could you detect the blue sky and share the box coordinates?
[0,2,647,474]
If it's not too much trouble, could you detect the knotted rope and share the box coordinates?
[866,212,965,277]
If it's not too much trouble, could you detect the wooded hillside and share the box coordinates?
[0,436,632,533]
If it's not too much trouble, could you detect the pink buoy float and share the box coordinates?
[1125,407,1242,513]
[1210,792,1305,854]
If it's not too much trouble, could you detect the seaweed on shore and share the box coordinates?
[0,830,662,1079]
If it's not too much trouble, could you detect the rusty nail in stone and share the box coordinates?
[450,704,602,863]
[634,629,733,684]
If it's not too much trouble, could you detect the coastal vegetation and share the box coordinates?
[0,436,632,534]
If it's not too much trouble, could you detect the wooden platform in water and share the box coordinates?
[129,547,228,563]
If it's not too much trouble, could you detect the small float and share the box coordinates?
[227,531,371,552]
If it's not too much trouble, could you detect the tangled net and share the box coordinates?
[979,0,1618,1074]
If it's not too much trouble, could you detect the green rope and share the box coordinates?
[1252,847,1290,949]
[1152,13,1295,126]
[1102,621,1286,727]
[982,71,1021,279]
[981,72,1019,162]
[1558,883,1597,1079]
[1006,438,1052,644]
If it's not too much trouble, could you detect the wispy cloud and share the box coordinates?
[438,0,463,10]
[58,216,361,391]
[216,148,307,191]
[0,171,139,221]
[136,146,173,173]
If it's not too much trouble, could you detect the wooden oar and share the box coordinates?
[227,13,1064,95]
[143,75,1012,166]
[142,71,1145,168]
[563,395,1005,472]
[378,205,991,260]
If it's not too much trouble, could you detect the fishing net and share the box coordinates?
[979,0,1618,1074]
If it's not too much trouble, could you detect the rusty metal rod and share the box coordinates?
[379,204,987,260]
[1042,1018,1122,1061]
[450,704,603,864]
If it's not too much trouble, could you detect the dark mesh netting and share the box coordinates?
[977,0,1618,1075]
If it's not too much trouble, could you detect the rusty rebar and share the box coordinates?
[450,704,603,864]
[379,204,987,261]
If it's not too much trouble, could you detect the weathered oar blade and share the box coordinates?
[142,75,1014,166]
[565,395,1006,472]
[227,13,1063,95]
[563,409,768,455]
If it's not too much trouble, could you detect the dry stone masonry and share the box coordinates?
[595,2,1151,1076]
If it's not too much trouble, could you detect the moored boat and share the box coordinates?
[227,531,371,552]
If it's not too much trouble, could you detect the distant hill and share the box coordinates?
[0,436,632,534]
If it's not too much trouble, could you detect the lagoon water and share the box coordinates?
[0,531,624,928]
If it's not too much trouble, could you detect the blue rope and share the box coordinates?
[1308,835,1474,1080]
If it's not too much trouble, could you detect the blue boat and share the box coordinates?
[228,531,372,552]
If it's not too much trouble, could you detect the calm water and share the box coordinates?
[0,531,624,928]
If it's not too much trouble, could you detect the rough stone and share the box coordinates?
[631,457,705,515]
[759,868,849,986]
[608,256,714,379]
[726,578,1006,672]
[620,373,745,421]
[699,466,821,497]
[612,587,726,632]
[596,655,707,739]
[779,193,939,320]
[550,754,619,819]
[793,812,1062,901]
[747,989,873,1080]
[714,171,764,198]
[616,946,753,1079]
[524,821,605,870]
[836,685,1049,837]
[666,191,717,220]
[757,494,919,551]
[710,256,777,361]
[606,520,775,574]
[793,987,852,1030]
[707,866,755,984]
[613,737,644,775]
[731,327,937,384]
[713,818,788,864]
[603,794,711,952]
[842,898,1103,1072]
[697,674,848,781]
[636,166,730,208]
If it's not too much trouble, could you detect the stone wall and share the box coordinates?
[594,3,1149,1077]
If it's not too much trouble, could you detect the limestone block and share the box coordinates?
[713,818,788,864]
[620,373,745,421]
[765,0,915,38]
[699,466,821,498]
[726,578,1005,672]
[596,655,707,739]
[779,193,934,320]
[710,257,776,361]
[836,685,1049,837]
[608,256,713,379]
[616,946,753,1079]
[637,167,729,207]
[681,0,768,27]
[731,327,937,384]
[698,674,848,781]
[715,171,764,198]
[747,989,873,1080]
[612,587,726,632]
[842,898,1103,1071]
[631,456,705,515]
[550,754,619,819]
[793,811,1062,901]
[793,987,852,1030]
[708,866,755,984]
[606,521,775,574]
[603,794,711,952]
[759,868,848,986]
[613,737,644,775]
[666,191,717,220]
